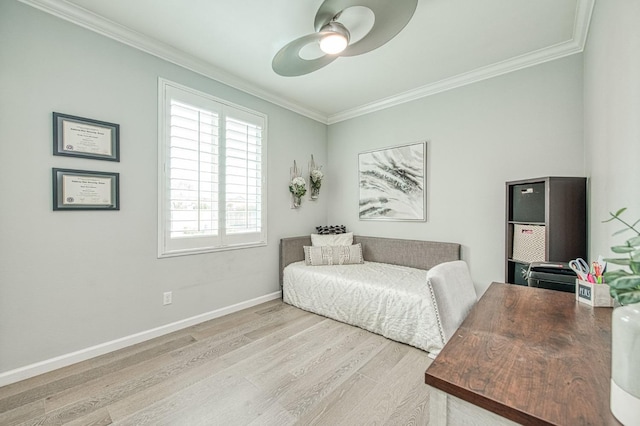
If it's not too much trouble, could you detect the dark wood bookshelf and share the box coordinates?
[505,176,587,284]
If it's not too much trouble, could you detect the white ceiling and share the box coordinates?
[20,0,593,124]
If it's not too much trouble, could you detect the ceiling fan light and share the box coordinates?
[320,34,348,54]
[319,21,350,55]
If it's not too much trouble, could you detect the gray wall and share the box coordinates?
[584,0,640,258]
[0,1,327,373]
[327,55,585,295]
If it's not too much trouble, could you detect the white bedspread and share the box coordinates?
[283,261,446,355]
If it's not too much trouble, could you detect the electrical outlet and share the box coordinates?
[163,291,172,305]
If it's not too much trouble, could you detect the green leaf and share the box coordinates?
[615,207,628,216]
[611,245,635,253]
[609,276,640,304]
[613,227,633,236]
[631,261,640,275]
[604,258,631,266]
[628,235,640,246]
[614,289,640,305]
[603,208,627,223]
[609,275,640,290]
[604,270,631,283]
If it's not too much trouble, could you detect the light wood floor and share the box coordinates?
[0,299,433,425]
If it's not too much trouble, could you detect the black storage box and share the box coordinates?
[511,182,545,222]
[527,262,577,293]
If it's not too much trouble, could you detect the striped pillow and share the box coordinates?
[304,243,364,266]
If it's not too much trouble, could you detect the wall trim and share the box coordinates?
[0,291,282,387]
[327,39,583,124]
[16,0,328,124]
[17,0,594,125]
[328,0,595,124]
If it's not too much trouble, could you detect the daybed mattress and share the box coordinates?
[283,261,446,355]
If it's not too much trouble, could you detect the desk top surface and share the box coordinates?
[425,282,621,425]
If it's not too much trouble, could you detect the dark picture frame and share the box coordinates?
[53,168,120,211]
[53,112,120,162]
[358,141,426,221]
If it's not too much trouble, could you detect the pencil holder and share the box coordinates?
[575,279,614,307]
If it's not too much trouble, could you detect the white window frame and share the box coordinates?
[158,78,267,258]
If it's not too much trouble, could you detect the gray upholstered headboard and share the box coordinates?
[279,235,461,285]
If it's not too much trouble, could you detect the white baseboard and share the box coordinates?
[0,291,282,387]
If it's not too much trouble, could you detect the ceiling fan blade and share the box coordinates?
[273,0,417,76]
[272,33,338,77]
[314,0,418,57]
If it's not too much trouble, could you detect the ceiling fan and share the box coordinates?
[272,0,419,77]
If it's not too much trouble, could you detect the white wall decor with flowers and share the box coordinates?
[289,160,306,209]
[309,154,323,200]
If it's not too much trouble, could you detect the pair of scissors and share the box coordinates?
[569,258,589,281]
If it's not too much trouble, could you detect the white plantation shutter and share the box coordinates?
[168,100,219,239]
[225,112,262,238]
[159,79,267,257]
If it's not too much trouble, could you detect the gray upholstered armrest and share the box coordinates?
[427,260,477,342]
[279,236,311,285]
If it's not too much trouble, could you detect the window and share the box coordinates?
[158,79,267,257]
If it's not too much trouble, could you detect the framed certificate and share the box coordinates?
[53,112,120,162]
[53,168,120,210]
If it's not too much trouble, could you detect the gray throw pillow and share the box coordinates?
[304,243,364,266]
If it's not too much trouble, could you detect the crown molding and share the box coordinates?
[17,0,329,124]
[19,0,594,126]
[328,0,595,124]
[327,40,582,124]
[573,0,595,48]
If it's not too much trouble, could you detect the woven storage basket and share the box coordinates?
[512,224,546,263]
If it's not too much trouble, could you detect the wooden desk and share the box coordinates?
[425,282,621,425]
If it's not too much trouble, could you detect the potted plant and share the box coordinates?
[603,208,640,304]
[289,160,307,208]
[603,208,640,425]
[310,168,323,199]
[289,176,307,208]
[309,154,323,200]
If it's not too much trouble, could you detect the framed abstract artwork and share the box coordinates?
[358,141,426,221]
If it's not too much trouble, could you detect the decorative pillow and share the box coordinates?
[304,243,364,266]
[311,232,353,247]
[315,225,347,235]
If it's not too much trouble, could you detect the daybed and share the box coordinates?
[280,235,477,356]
